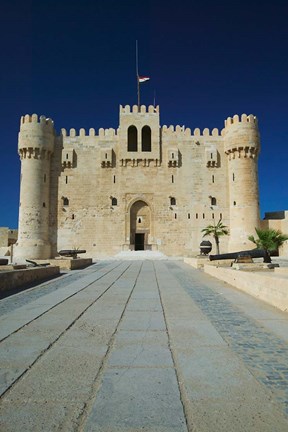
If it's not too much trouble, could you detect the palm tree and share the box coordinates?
[201,219,229,255]
[248,228,288,263]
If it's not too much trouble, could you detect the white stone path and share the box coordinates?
[0,260,288,431]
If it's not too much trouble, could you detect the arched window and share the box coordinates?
[141,126,151,152]
[170,197,176,206]
[112,197,117,206]
[63,197,69,206]
[128,126,138,152]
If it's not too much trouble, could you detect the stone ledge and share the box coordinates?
[0,266,60,293]
[203,264,288,312]
[35,258,93,270]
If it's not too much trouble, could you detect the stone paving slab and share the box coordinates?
[83,368,187,432]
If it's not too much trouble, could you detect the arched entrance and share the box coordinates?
[130,200,151,250]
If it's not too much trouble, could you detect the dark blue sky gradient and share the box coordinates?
[1,0,287,227]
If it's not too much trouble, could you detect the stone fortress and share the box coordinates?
[13,105,287,260]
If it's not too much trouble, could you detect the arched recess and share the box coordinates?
[141,126,151,152]
[129,200,151,250]
[128,125,138,152]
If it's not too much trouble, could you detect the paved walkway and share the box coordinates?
[0,260,288,431]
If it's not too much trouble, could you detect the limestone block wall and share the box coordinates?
[16,105,262,259]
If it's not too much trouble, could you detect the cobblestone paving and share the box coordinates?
[0,262,109,317]
[165,262,288,417]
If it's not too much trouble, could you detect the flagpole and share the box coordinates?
[136,40,140,110]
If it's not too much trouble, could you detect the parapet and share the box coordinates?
[162,125,223,138]
[120,105,160,114]
[20,114,54,129]
[224,114,258,128]
[60,127,116,138]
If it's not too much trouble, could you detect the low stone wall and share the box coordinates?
[36,258,93,270]
[0,266,60,293]
[203,264,288,312]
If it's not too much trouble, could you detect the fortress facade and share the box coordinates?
[14,105,261,260]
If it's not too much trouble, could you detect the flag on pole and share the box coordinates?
[138,76,150,83]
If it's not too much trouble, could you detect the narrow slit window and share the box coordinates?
[174,213,177,219]
[212,175,214,183]
[170,197,176,206]
[196,213,198,219]
[233,173,235,181]
[43,202,46,208]
[188,213,190,219]
[211,197,217,206]
[172,175,174,183]
[212,213,214,219]
[203,213,205,219]
[113,175,116,184]
[66,176,68,184]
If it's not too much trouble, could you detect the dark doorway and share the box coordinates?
[135,233,145,250]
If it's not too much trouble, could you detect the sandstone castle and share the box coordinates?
[14,105,262,260]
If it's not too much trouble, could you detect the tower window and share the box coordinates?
[170,197,176,206]
[212,175,214,183]
[113,175,116,184]
[66,176,68,184]
[188,213,190,219]
[141,125,151,152]
[105,153,108,159]
[63,197,69,206]
[203,213,205,219]
[112,197,117,206]
[212,213,214,219]
[196,213,198,219]
[66,154,69,159]
[128,125,138,152]
[172,175,174,183]
[233,173,235,181]
[233,201,236,206]
[172,153,174,159]
[43,202,46,208]
[211,197,217,206]
[174,213,177,219]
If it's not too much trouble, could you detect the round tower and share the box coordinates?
[224,114,260,252]
[14,114,55,260]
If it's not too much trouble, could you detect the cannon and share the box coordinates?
[209,249,271,263]
[58,249,86,259]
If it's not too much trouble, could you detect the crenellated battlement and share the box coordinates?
[161,125,223,138]
[224,114,258,128]
[60,127,117,138]
[120,105,159,114]
[20,114,54,129]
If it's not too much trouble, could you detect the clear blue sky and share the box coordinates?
[1,0,287,228]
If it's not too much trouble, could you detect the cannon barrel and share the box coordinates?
[209,249,269,261]
[58,249,86,258]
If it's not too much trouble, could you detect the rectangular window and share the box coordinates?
[113,175,116,183]
[66,176,68,184]
[172,175,174,183]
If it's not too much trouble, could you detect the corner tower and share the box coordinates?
[224,114,260,252]
[14,114,55,260]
